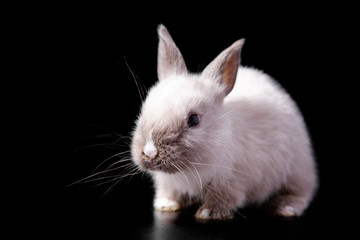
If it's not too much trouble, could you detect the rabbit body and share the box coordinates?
[131,25,317,220]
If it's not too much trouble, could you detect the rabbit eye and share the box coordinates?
[187,114,199,128]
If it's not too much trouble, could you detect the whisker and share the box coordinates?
[76,121,131,139]
[74,133,121,140]
[114,162,139,179]
[73,143,125,152]
[79,171,135,184]
[73,139,130,153]
[92,151,131,173]
[91,169,141,187]
[204,185,247,219]
[127,166,143,182]
[141,170,147,180]
[178,161,203,197]
[101,145,129,151]
[99,167,141,198]
[203,185,221,205]
[112,136,132,145]
[67,163,132,187]
[187,161,203,192]
[105,157,132,170]
[171,162,190,195]
[124,57,146,102]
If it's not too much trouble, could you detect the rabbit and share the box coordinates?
[131,24,318,220]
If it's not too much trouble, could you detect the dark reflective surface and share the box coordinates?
[63,161,341,240]
[62,184,331,240]
[63,9,351,239]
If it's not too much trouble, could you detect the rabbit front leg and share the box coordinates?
[153,178,181,212]
[153,174,195,212]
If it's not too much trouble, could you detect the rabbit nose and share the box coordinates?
[143,138,158,160]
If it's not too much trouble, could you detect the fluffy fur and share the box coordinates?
[131,24,317,220]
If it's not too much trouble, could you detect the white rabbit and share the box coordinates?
[131,24,317,220]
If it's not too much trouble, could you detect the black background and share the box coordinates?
[60,5,354,239]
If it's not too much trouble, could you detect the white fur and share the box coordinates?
[131,25,317,219]
[198,209,211,219]
[143,67,317,204]
[154,197,180,211]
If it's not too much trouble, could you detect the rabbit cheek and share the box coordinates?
[157,142,184,173]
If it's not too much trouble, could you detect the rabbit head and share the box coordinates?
[131,25,244,174]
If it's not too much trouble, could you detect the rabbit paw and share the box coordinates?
[154,197,180,212]
[269,194,306,217]
[195,206,233,221]
[276,206,296,217]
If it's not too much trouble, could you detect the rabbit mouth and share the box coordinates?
[142,157,179,174]
[143,159,163,171]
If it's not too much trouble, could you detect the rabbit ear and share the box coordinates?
[202,39,245,95]
[157,24,188,81]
